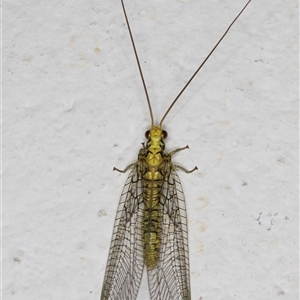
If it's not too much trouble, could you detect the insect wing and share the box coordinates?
[101,165,145,300]
[147,167,191,300]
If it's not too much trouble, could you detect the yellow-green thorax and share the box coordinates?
[145,125,166,170]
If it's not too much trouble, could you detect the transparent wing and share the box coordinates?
[101,164,145,300]
[147,167,191,300]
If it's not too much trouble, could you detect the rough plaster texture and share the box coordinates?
[3,0,299,299]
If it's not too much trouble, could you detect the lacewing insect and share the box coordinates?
[100,1,252,299]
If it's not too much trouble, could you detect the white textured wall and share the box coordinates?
[3,0,298,299]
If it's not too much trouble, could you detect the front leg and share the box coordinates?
[169,145,190,156]
[113,163,135,173]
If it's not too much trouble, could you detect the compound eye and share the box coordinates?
[162,130,168,139]
[145,130,150,139]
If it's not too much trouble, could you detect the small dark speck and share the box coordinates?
[88,191,91,194]
[242,181,248,186]
[255,212,262,225]
[114,144,118,147]
[277,157,286,164]
[13,257,21,263]
[90,285,98,294]
[285,216,289,220]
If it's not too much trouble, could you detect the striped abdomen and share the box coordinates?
[142,173,164,270]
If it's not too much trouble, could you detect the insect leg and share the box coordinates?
[169,146,198,173]
[113,163,135,173]
[169,145,190,155]
[175,165,198,174]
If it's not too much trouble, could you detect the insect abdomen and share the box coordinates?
[142,178,163,270]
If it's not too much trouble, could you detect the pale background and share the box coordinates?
[2,0,298,299]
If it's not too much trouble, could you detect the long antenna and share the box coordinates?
[159,0,252,126]
[120,0,154,126]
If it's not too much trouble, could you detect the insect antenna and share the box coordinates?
[159,0,252,126]
[120,0,154,126]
